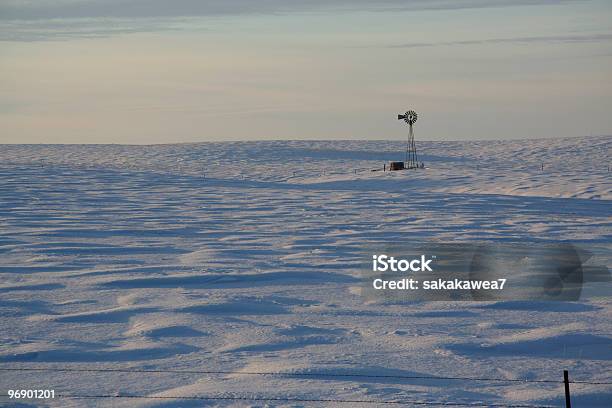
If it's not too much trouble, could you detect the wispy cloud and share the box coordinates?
[387,33,612,48]
[0,17,190,42]
[0,0,583,20]
[0,0,586,41]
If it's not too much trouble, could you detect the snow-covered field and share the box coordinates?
[0,136,610,407]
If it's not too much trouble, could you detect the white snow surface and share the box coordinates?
[0,136,610,407]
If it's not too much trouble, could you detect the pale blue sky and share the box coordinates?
[1,0,611,143]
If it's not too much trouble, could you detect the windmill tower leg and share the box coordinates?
[405,126,410,164]
[411,124,419,168]
[406,123,418,169]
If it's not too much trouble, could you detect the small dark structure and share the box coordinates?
[397,109,421,169]
[389,161,405,171]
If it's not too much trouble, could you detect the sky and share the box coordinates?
[1,0,611,144]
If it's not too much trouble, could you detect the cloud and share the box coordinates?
[0,17,187,42]
[387,33,612,48]
[0,0,586,41]
[0,0,583,20]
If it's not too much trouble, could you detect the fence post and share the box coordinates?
[563,370,571,408]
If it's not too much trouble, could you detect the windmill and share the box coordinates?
[397,110,420,169]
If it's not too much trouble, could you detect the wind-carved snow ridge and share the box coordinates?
[0,137,610,407]
[1,136,610,199]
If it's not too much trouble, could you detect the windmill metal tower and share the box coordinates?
[397,110,419,169]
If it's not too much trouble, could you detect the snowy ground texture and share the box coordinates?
[0,136,610,407]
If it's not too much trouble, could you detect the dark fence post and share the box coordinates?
[564,370,571,408]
